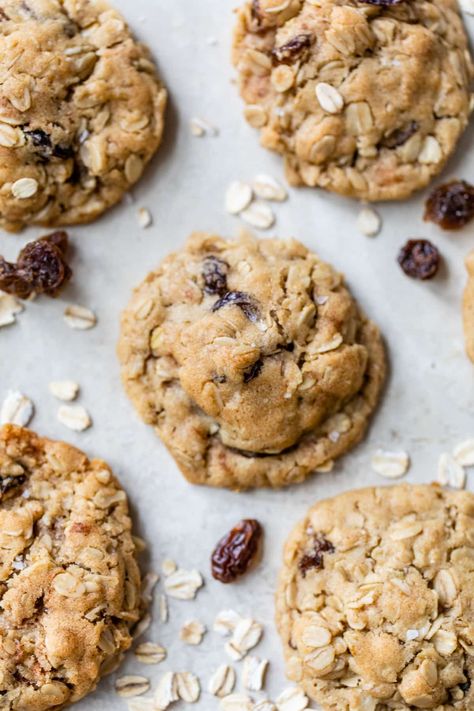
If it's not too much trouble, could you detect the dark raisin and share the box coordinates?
[52,143,74,159]
[0,473,26,496]
[243,359,263,383]
[299,536,335,577]
[211,519,263,583]
[0,231,72,299]
[358,0,404,5]
[203,256,229,296]
[424,180,474,231]
[397,239,440,280]
[382,121,419,149]
[25,129,73,160]
[212,291,260,322]
[272,34,313,63]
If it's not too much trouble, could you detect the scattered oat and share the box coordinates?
[180,620,206,645]
[254,702,276,711]
[159,594,169,623]
[133,613,152,640]
[115,675,150,699]
[453,439,474,467]
[57,404,91,432]
[241,201,275,230]
[220,693,254,711]
[135,642,167,665]
[64,304,97,330]
[1,391,34,427]
[162,558,177,576]
[276,687,309,711]
[0,292,23,327]
[127,699,155,711]
[141,572,159,605]
[190,117,219,137]
[155,672,179,711]
[137,207,152,229]
[225,181,253,215]
[357,206,382,237]
[315,82,344,114]
[208,665,236,698]
[12,177,38,199]
[176,672,201,703]
[243,656,268,692]
[48,380,79,402]
[164,569,203,600]
[214,610,242,636]
[226,618,263,660]
[371,449,410,479]
[438,453,466,489]
[252,174,287,202]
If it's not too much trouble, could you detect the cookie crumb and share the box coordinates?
[357,205,381,237]
[137,207,153,229]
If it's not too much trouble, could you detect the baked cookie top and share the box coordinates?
[118,231,386,489]
[233,0,474,202]
[276,484,474,710]
[0,425,142,711]
[0,0,166,232]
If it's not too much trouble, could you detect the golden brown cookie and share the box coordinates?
[0,0,167,232]
[233,0,474,201]
[276,484,474,710]
[118,231,386,489]
[0,425,142,710]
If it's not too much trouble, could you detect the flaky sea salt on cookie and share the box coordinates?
[0,0,167,232]
[232,0,474,201]
[0,425,142,711]
[118,230,386,490]
[276,483,474,710]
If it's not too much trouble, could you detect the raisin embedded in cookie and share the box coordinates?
[0,0,167,232]
[0,425,142,711]
[232,0,474,201]
[463,250,474,362]
[118,231,386,489]
[276,484,474,710]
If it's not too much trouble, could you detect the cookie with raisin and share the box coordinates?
[0,425,142,710]
[118,231,386,489]
[277,484,474,709]
[0,0,166,231]
[233,0,473,201]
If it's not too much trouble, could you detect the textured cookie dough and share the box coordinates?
[0,425,142,711]
[0,0,167,232]
[276,484,474,710]
[233,0,474,202]
[463,250,474,362]
[118,231,386,490]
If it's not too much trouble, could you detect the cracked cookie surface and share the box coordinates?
[0,0,167,232]
[276,484,474,710]
[0,425,142,711]
[118,231,386,489]
[233,0,474,201]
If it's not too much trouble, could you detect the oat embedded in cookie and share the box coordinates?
[276,483,474,710]
[0,0,167,232]
[232,0,474,201]
[118,231,386,489]
[0,425,142,711]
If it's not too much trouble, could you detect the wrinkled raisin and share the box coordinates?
[299,536,335,577]
[25,129,73,161]
[272,34,313,63]
[382,121,419,149]
[398,239,440,280]
[0,473,26,496]
[212,291,260,322]
[424,180,474,231]
[243,359,263,383]
[0,231,72,299]
[203,256,229,296]
[211,519,263,583]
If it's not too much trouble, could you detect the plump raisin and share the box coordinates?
[299,536,335,577]
[398,239,440,280]
[382,121,418,149]
[0,473,26,496]
[211,519,263,583]
[203,256,229,295]
[212,291,260,322]
[272,34,313,63]
[243,359,263,383]
[0,231,72,299]
[424,180,474,231]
